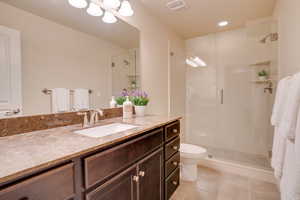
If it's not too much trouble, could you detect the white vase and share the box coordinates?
[258,76,267,81]
[134,106,146,117]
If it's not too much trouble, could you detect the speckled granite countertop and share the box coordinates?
[0,115,181,184]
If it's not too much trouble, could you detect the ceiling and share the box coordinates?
[139,0,276,39]
[0,0,139,49]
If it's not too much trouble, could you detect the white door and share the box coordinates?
[0,25,22,117]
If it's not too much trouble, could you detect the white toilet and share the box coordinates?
[179,143,207,181]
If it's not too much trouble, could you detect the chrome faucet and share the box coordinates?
[77,109,104,128]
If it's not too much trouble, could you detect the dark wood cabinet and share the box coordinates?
[0,120,181,200]
[86,165,138,200]
[138,149,163,200]
[84,128,163,188]
[87,148,163,200]
[0,164,75,200]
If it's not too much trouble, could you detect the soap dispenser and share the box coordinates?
[110,96,117,108]
[123,96,133,119]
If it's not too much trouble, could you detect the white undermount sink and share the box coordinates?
[74,123,139,138]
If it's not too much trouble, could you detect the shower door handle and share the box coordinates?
[220,89,224,104]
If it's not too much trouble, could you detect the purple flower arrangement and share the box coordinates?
[115,90,149,106]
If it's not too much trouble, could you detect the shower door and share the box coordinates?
[186,22,275,169]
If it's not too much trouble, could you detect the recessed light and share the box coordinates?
[218,21,229,27]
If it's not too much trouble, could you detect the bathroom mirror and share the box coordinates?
[0,0,140,118]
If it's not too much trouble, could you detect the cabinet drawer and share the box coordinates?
[165,152,180,178]
[165,137,180,160]
[0,163,75,200]
[165,121,180,142]
[84,128,163,188]
[165,167,180,200]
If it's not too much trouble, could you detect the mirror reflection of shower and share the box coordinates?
[111,49,140,96]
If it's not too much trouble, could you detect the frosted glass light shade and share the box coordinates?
[119,0,133,16]
[87,2,103,16]
[68,0,88,8]
[103,0,121,9]
[102,11,117,23]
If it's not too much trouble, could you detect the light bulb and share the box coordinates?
[103,0,121,9]
[119,0,133,16]
[87,2,103,16]
[102,11,118,23]
[68,0,88,8]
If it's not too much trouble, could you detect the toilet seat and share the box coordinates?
[180,143,207,159]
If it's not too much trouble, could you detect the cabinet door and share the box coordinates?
[86,165,138,200]
[138,148,163,200]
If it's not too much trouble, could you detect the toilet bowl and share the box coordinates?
[179,143,207,181]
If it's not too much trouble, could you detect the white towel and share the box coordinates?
[278,73,300,141]
[51,88,70,113]
[271,77,291,126]
[280,80,300,200]
[271,77,291,179]
[73,89,90,111]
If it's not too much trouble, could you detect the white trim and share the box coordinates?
[199,158,277,184]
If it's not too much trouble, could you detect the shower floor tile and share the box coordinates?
[206,147,272,170]
[171,166,280,200]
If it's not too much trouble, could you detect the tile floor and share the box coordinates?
[171,166,280,200]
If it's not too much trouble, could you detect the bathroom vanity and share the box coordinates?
[0,116,181,200]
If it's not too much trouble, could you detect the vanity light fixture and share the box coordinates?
[68,0,88,8]
[87,2,103,16]
[102,11,118,23]
[218,21,229,27]
[103,0,121,9]
[119,0,134,16]
[68,0,134,24]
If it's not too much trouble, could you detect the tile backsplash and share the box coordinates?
[0,108,122,137]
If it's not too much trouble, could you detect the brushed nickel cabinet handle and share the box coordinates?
[133,175,139,182]
[139,171,145,177]
[172,161,178,166]
[173,129,178,133]
[172,146,178,150]
[172,181,178,186]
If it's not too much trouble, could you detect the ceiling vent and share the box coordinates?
[166,0,187,11]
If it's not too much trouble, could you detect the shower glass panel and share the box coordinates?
[186,19,277,170]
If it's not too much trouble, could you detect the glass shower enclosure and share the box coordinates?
[185,18,278,170]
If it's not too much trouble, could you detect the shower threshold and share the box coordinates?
[206,147,272,170]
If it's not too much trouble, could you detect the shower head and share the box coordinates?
[259,33,278,44]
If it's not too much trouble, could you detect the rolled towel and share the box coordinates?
[51,88,70,113]
[73,88,90,111]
